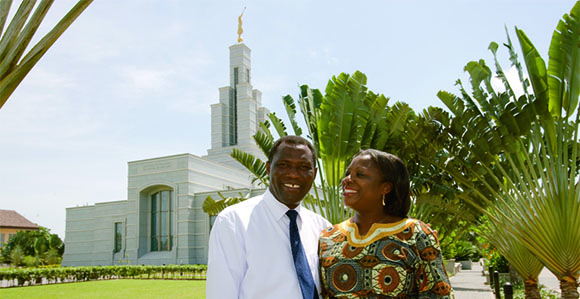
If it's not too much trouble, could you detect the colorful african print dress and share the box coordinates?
[319,218,454,299]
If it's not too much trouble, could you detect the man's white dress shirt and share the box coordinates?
[206,189,331,299]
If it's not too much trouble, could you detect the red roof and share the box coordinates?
[0,209,39,229]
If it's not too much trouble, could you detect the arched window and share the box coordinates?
[151,190,172,251]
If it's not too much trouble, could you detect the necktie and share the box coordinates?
[286,209,319,299]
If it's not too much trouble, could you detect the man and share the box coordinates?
[206,136,331,299]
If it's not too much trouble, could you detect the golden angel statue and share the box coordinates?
[237,7,246,43]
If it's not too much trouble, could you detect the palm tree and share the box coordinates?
[420,3,580,297]
[393,104,483,246]
[478,217,544,299]
[0,0,93,110]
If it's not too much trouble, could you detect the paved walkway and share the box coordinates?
[450,263,494,299]
[538,267,561,295]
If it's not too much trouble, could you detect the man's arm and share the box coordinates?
[206,214,246,299]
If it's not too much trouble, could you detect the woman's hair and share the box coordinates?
[354,149,410,217]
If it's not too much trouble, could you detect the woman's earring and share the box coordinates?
[382,194,386,206]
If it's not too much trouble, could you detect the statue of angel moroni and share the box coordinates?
[237,7,246,43]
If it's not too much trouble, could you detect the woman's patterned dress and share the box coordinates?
[319,218,454,299]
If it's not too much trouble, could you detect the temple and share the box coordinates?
[62,41,269,266]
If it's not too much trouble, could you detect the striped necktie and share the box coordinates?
[286,209,319,299]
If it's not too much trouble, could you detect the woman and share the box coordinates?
[319,149,454,298]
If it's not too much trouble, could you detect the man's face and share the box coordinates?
[267,143,317,209]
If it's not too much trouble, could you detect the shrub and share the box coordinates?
[9,245,24,266]
[0,264,208,287]
[488,250,509,273]
[23,256,38,267]
[453,240,477,261]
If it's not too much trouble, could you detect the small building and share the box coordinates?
[0,209,39,247]
[62,42,269,266]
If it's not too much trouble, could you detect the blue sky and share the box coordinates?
[0,0,575,238]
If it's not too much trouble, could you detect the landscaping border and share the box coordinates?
[0,264,207,288]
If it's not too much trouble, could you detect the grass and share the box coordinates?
[0,279,206,299]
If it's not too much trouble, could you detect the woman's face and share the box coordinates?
[341,155,392,213]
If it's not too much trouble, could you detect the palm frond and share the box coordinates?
[548,2,580,118]
[253,128,273,158]
[202,192,252,216]
[479,219,544,283]
[267,112,288,138]
[489,40,517,101]
[230,148,268,187]
[516,27,550,115]
[282,94,303,136]
[0,0,93,109]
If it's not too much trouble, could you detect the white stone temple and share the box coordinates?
[62,42,269,266]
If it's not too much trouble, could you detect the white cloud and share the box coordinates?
[308,47,340,65]
[23,67,76,90]
[0,68,105,150]
[119,66,176,94]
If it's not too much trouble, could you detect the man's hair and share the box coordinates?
[268,135,317,166]
[354,149,410,217]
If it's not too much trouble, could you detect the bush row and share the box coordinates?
[0,264,207,287]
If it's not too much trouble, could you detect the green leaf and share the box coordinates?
[282,95,303,136]
[252,129,273,158]
[516,27,549,116]
[267,112,288,138]
[202,192,250,216]
[547,1,580,118]
[230,148,268,186]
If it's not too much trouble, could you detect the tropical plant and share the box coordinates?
[0,226,64,266]
[8,244,24,266]
[452,240,477,261]
[202,190,256,216]
[479,218,544,299]
[0,0,92,110]
[418,3,580,297]
[23,255,38,267]
[404,120,481,248]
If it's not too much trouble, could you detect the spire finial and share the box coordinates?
[237,7,246,43]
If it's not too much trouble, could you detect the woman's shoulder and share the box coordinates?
[410,219,437,236]
[319,220,348,238]
[408,218,442,253]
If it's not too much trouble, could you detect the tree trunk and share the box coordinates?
[523,280,541,299]
[560,276,579,299]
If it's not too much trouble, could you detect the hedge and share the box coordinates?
[0,264,207,287]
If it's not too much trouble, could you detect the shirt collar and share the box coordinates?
[263,188,303,221]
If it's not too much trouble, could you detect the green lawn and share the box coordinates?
[0,279,206,299]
